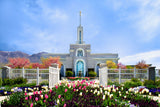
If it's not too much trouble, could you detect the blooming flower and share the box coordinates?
[35,97,38,101]
[44,100,46,103]
[45,94,48,99]
[50,89,52,93]
[40,95,43,99]
[36,91,38,94]
[65,89,67,93]
[57,99,60,104]
[25,97,28,100]
[73,84,76,88]
[25,92,27,96]
[63,104,66,107]
[58,95,61,99]
[30,103,33,107]
[73,89,76,92]
[29,95,32,99]
[56,85,58,89]
[40,90,42,94]
[103,95,105,100]
[79,92,82,96]
[33,91,35,95]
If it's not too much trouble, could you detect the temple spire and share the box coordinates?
[80,11,81,26]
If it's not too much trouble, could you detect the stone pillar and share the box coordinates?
[37,67,39,86]
[49,64,60,89]
[99,63,108,86]
[2,66,11,80]
[148,66,156,82]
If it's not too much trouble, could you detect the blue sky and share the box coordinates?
[0,0,160,68]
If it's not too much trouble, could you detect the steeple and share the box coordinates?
[77,11,84,44]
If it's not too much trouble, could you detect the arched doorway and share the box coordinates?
[76,61,84,77]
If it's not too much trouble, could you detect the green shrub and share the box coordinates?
[146,85,156,89]
[13,77,27,84]
[1,92,25,106]
[66,71,73,77]
[3,78,14,86]
[40,80,49,85]
[0,78,2,86]
[89,71,97,77]
[124,78,142,89]
[143,80,155,86]
[155,80,160,87]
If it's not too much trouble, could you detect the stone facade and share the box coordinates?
[49,12,119,77]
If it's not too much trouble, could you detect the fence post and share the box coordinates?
[22,67,25,78]
[37,67,39,85]
[119,67,121,84]
[9,67,11,79]
[134,67,136,78]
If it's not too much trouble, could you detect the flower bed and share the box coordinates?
[1,79,160,107]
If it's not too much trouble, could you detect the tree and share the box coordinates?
[106,61,117,68]
[7,57,30,68]
[117,63,126,69]
[41,56,62,68]
[135,60,149,69]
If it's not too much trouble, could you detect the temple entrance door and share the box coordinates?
[76,61,84,77]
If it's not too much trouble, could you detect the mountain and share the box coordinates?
[0,51,49,63]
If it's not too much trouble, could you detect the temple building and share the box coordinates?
[51,12,119,77]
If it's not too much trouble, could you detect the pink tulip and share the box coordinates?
[63,104,66,107]
[90,81,93,84]
[39,90,42,94]
[67,84,70,87]
[86,82,88,86]
[33,91,36,95]
[30,103,33,107]
[45,94,48,99]
[35,97,38,101]
[29,95,32,99]
[36,91,38,94]
[44,100,46,102]
[49,89,52,93]
[58,95,61,98]
[56,85,58,89]
[25,97,28,100]
[62,99,64,101]
[77,84,79,86]
[25,92,27,96]
[79,86,82,90]
[73,84,75,88]
[65,89,67,93]
[73,89,76,92]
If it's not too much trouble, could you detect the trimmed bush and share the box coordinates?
[2,77,27,86]
[89,71,97,77]
[0,78,2,87]
[13,77,27,84]
[143,80,155,86]
[66,71,73,77]
[124,78,142,89]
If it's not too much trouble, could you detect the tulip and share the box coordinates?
[63,104,66,107]
[30,103,33,107]
[49,89,52,93]
[103,95,105,100]
[65,89,67,93]
[45,94,48,99]
[29,95,32,99]
[35,97,38,101]
[57,99,60,104]
[58,95,61,99]
[25,92,27,96]
[44,100,46,103]
[40,95,43,99]
[73,84,75,88]
[73,89,76,92]
[25,97,28,100]
[79,92,82,96]
[56,85,58,89]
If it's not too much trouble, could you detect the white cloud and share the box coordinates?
[120,50,160,68]
[108,0,160,42]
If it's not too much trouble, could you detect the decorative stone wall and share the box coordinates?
[49,64,60,89]
[99,63,108,86]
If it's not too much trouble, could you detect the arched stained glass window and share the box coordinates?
[76,61,84,77]
[77,50,83,57]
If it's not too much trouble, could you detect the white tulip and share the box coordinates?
[103,95,105,100]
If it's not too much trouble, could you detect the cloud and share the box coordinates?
[119,50,160,68]
[107,0,160,42]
